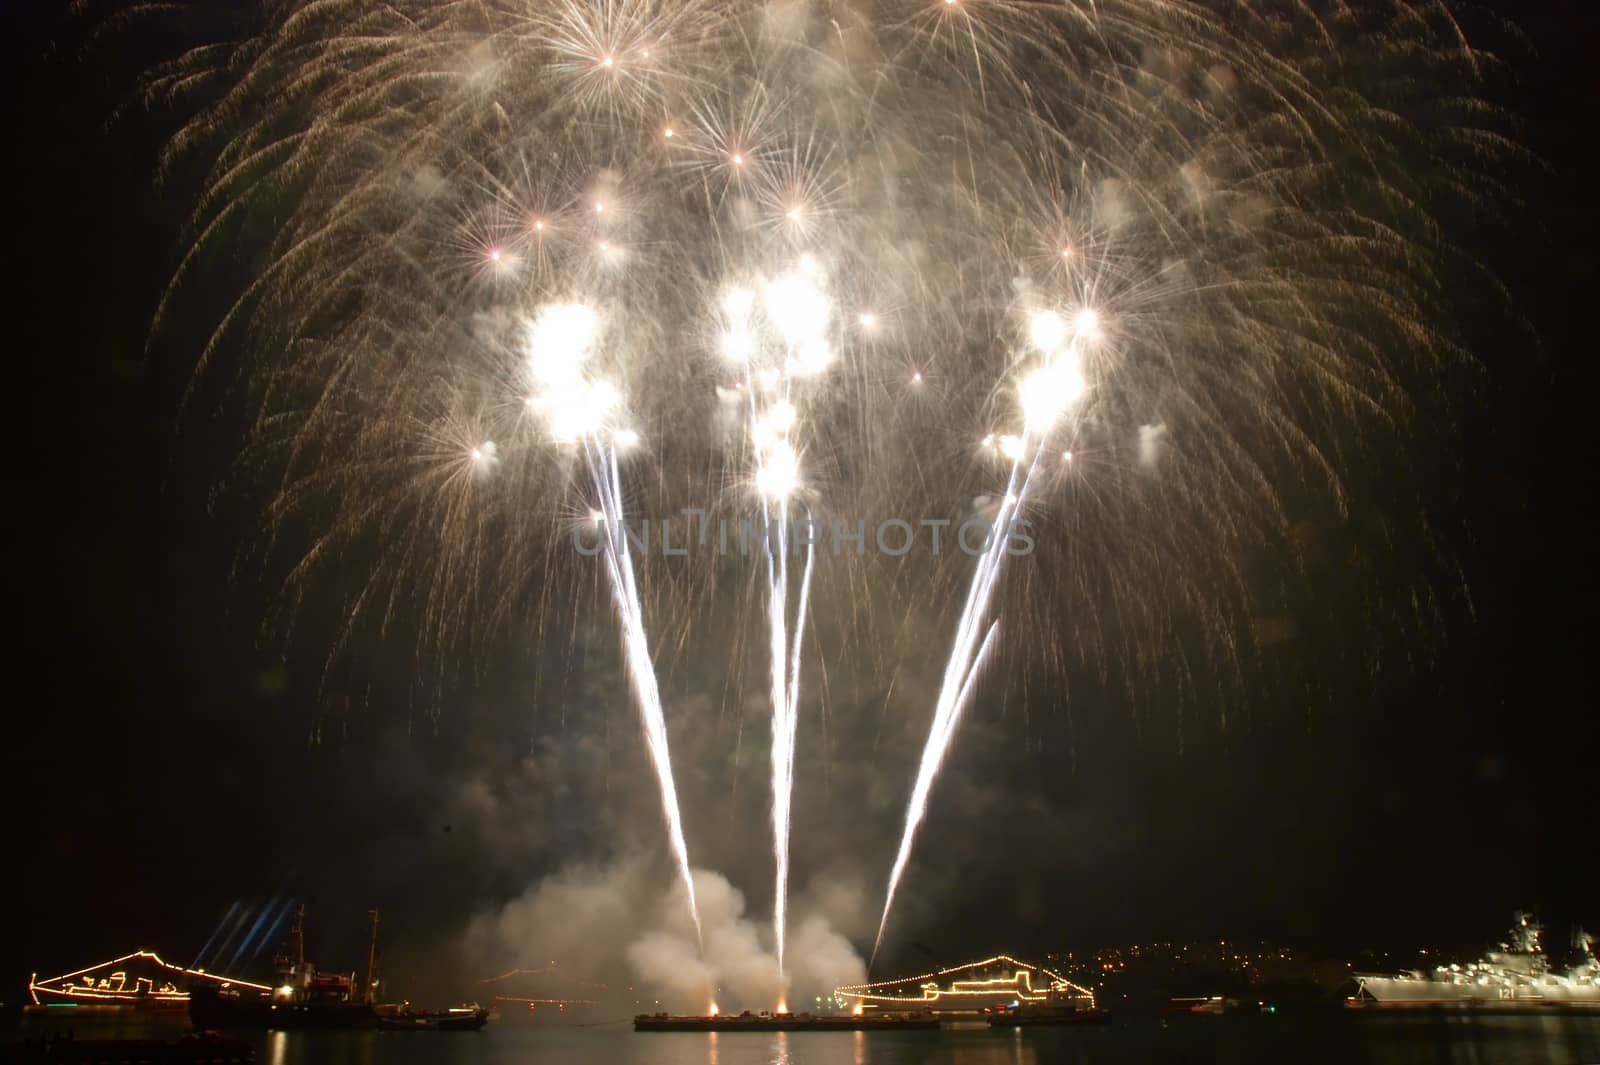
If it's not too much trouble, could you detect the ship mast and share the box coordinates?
[365,910,380,1004]
[274,903,306,983]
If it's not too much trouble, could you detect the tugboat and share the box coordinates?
[188,907,492,1032]
[188,906,378,1031]
[1352,913,1600,1010]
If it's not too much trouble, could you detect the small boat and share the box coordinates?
[1165,996,1231,1015]
[376,1004,489,1031]
[985,1004,1111,1027]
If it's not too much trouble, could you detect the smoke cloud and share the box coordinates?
[1138,423,1168,469]
[465,861,865,1013]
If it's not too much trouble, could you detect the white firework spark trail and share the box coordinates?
[762,494,812,1000]
[874,310,1092,960]
[529,302,703,942]
[583,439,704,946]
[720,265,831,997]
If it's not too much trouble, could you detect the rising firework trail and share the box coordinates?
[719,264,833,992]
[526,302,702,942]
[873,309,1091,960]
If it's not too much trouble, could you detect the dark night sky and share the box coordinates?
[8,0,1596,1001]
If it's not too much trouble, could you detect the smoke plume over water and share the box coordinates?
[466,861,865,1012]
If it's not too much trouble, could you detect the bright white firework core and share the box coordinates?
[1020,362,1085,429]
[791,338,833,377]
[723,287,756,322]
[757,440,799,499]
[722,330,755,362]
[546,380,619,442]
[528,303,599,387]
[764,274,830,347]
[1029,310,1068,354]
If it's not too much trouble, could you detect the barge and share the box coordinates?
[634,1009,940,1031]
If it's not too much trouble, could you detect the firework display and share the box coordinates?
[146,0,1509,984]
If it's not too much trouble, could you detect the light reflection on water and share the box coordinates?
[10,1013,1600,1065]
[276,1015,1600,1065]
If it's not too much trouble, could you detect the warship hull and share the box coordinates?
[1352,913,1600,1011]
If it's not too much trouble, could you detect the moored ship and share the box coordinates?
[833,955,1097,1016]
[28,950,272,1013]
[188,905,378,1031]
[1352,913,1600,1010]
[187,906,490,1032]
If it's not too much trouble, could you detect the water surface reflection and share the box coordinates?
[10,1011,1599,1065]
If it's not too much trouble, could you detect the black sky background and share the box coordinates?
[8,0,1596,999]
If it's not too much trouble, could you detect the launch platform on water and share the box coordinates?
[634,1009,940,1031]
